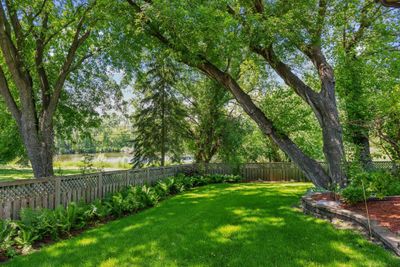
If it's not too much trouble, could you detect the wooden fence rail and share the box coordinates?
[0,161,397,220]
[0,164,196,220]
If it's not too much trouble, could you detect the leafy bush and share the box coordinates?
[341,165,400,203]
[0,174,242,259]
[105,193,126,217]
[14,224,40,253]
[135,185,159,208]
[341,185,366,204]
[0,220,17,257]
[82,200,110,221]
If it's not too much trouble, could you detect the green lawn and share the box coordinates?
[0,167,84,182]
[5,183,399,267]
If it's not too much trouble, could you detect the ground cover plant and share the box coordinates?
[0,174,241,261]
[3,182,399,267]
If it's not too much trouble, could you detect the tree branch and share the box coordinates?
[126,0,332,187]
[5,0,24,50]
[34,12,51,112]
[251,44,319,104]
[23,0,48,38]
[0,65,21,123]
[312,0,327,45]
[47,15,91,117]
[378,0,400,8]
[0,2,32,90]
[43,5,86,47]
[253,0,264,13]
[345,2,380,52]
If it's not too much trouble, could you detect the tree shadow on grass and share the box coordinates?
[6,183,400,267]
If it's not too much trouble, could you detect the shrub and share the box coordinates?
[368,170,400,198]
[135,185,159,207]
[105,193,126,217]
[341,164,400,203]
[341,185,367,204]
[0,220,17,257]
[82,200,110,221]
[16,208,45,250]
[223,174,242,183]
[14,224,40,253]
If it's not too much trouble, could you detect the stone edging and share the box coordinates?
[301,194,400,257]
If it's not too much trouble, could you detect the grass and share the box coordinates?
[53,160,131,170]
[0,167,84,182]
[5,183,400,267]
[0,163,129,182]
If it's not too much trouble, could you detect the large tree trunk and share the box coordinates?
[39,114,55,177]
[253,45,347,187]
[160,89,166,166]
[194,138,217,164]
[354,133,373,169]
[347,116,373,169]
[125,1,338,188]
[0,1,92,178]
[18,110,54,178]
[318,99,347,187]
[312,62,347,187]
[199,61,332,188]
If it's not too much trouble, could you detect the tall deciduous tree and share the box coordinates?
[0,0,101,177]
[124,0,349,188]
[334,0,399,168]
[181,78,232,163]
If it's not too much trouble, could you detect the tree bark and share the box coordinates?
[19,118,54,178]
[126,0,337,188]
[305,48,348,187]
[0,1,93,178]
[318,99,347,186]
[0,2,92,178]
[199,61,332,188]
[253,45,347,187]
[160,88,166,166]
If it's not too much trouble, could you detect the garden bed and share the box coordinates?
[303,192,400,256]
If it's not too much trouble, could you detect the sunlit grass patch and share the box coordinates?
[5,182,399,267]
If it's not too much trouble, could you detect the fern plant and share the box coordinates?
[0,220,17,257]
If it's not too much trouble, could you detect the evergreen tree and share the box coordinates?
[131,59,188,168]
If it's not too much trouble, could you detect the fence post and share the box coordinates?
[125,170,129,186]
[98,172,103,198]
[146,168,150,183]
[55,177,61,207]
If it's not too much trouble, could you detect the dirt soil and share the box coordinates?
[310,193,400,234]
[343,197,400,234]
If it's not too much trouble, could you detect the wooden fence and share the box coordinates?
[203,162,309,182]
[0,164,196,220]
[0,161,397,220]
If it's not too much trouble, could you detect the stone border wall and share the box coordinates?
[302,194,400,257]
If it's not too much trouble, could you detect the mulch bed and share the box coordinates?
[311,193,400,234]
